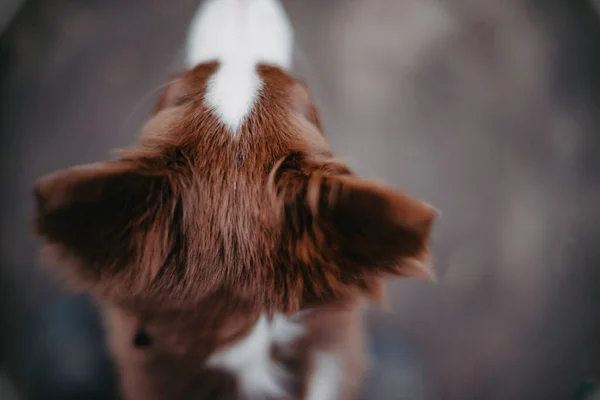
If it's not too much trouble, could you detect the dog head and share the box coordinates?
[33,0,436,316]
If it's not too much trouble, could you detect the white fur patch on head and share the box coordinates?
[306,352,342,400]
[185,0,294,134]
[207,313,304,398]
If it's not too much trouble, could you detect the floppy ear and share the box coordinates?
[272,153,436,305]
[33,159,178,297]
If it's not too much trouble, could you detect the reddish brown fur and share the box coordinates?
[33,63,435,399]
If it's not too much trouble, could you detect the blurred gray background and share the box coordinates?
[1,0,600,399]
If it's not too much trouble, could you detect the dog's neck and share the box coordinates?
[103,300,357,400]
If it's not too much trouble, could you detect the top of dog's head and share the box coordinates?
[33,0,436,315]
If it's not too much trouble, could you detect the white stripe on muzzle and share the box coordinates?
[185,0,294,134]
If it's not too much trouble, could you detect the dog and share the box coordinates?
[33,0,436,398]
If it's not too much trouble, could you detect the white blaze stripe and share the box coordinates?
[185,0,294,134]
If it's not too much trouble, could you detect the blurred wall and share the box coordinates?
[1,0,599,399]
[0,0,24,34]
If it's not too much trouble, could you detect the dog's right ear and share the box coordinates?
[33,159,178,296]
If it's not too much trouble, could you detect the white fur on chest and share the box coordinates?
[185,0,294,134]
[305,352,342,400]
[207,313,304,398]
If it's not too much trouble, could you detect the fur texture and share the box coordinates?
[33,1,436,399]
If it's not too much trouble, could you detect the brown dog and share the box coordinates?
[33,0,436,398]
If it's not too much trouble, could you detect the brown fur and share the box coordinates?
[33,63,436,399]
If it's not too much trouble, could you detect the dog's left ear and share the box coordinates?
[33,159,178,296]
[316,173,436,278]
[271,153,436,304]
